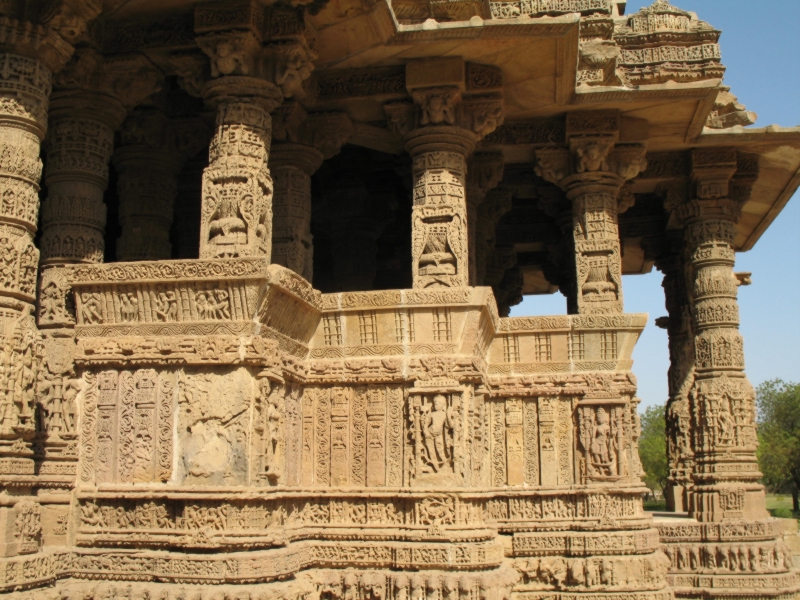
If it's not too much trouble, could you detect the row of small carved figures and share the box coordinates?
[517,555,669,590]
[663,542,794,573]
[0,570,517,600]
[79,289,233,324]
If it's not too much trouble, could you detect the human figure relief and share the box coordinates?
[590,407,615,476]
[80,292,103,324]
[119,292,139,323]
[40,280,68,323]
[422,394,454,473]
[575,142,610,173]
[154,290,178,322]
[207,191,249,253]
[419,227,457,277]
[421,92,457,126]
[211,40,248,77]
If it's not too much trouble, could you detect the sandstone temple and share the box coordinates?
[0,0,797,598]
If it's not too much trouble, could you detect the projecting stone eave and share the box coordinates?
[694,126,800,252]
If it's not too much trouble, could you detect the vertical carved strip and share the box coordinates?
[117,371,135,483]
[472,391,485,486]
[539,396,557,486]
[301,387,316,486]
[492,401,506,487]
[386,385,404,487]
[557,398,573,485]
[330,387,351,486]
[351,387,367,486]
[133,369,158,483]
[95,370,119,485]
[315,387,331,486]
[285,385,302,487]
[453,390,467,484]
[505,398,524,485]
[79,372,99,485]
[157,373,175,483]
[524,398,539,486]
[366,386,386,487]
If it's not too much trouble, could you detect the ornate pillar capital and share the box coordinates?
[54,49,164,115]
[0,0,103,74]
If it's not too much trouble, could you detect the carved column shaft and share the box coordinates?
[407,127,476,289]
[113,148,183,261]
[0,53,50,471]
[676,148,766,523]
[199,79,282,260]
[270,143,323,282]
[656,243,695,512]
[565,171,625,314]
[41,94,124,265]
[466,153,504,286]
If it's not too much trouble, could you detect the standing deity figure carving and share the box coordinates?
[422,394,454,473]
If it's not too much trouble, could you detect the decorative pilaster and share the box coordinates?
[669,148,767,523]
[400,58,504,290]
[193,3,315,260]
[113,110,208,261]
[535,111,647,314]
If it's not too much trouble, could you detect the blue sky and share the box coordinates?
[510,0,800,409]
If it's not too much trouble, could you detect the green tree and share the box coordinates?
[757,379,800,512]
[638,403,668,499]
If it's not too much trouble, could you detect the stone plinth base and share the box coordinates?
[656,513,800,600]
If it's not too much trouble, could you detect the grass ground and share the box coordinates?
[766,494,799,519]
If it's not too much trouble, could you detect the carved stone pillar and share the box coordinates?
[270,144,321,281]
[113,111,207,261]
[193,5,316,260]
[269,107,352,283]
[395,58,503,290]
[670,148,767,523]
[0,2,100,553]
[0,53,52,453]
[535,112,647,314]
[40,50,163,266]
[40,93,124,265]
[466,153,504,286]
[655,234,695,513]
[406,125,476,289]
